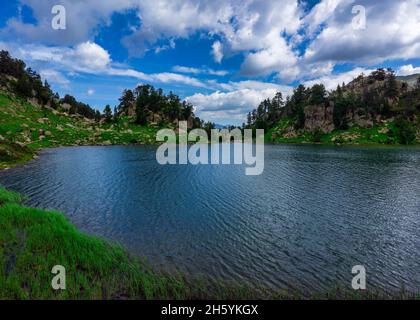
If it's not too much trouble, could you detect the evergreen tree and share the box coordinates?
[135,99,147,125]
[103,105,113,123]
[246,112,252,127]
[333,97,348,130]
[385,69,398,98]
[15,75,32,98]
[118,89,135,113]
[309,84,327,105]
[94,110,101,122]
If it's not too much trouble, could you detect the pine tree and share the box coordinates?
[103,105,112,123]
[385,69,398,98]
[15,75,32,98]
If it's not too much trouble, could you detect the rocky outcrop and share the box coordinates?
[304,103,334,133]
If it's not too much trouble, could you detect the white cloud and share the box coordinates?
[187,89,276,122]
[107,68,207,88]
[240,36,298,79]
[72,42,111,70]
[122,0,302,77]
[154,39,176,53]
[303,67,374,91]
[172,65,228,76]
[3,0,420,82]
[39,69,70,87]
[211,41,223,64]
[397,65,420,76]
[303,0,420,65]
[1,0,135,45]
[303,0,348,36]
[15,41,111,73]
[2,0,420,126]
[5,41,208,88]
[186,81,293,123]
[87,89,95,96]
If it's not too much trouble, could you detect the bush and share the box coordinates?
[393,117,416,144]
[310,129,323,143]
[333,99,348,130]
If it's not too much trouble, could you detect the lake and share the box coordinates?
[1,144,419,293]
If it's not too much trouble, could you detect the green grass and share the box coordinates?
[0,186,270,300]
[0,92,162,168]
[0,186,419,300]
[267,116,419,145]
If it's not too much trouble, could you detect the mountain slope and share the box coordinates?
[247,69,420,145]
[0,92,160,169]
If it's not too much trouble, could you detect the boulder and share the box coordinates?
[379,127,390,134]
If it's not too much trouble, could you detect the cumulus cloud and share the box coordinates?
[0,0,134,45]
[303,0,420,65]
[2,0,420,124]
[186,81,293,122]
[39,69,70,87]
[87,89,95,96]
[15,41,111,73]
[3,0,420,81]
[397,65,420,76]
[240,36,298,79]
[187,89,276,122]
[4,41,208,88]
[303,67,375,90]
[303,0,348,36]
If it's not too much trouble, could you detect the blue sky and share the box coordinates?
[1,0,420,125]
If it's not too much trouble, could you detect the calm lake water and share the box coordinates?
[1,144,419,293]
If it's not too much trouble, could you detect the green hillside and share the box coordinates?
[0,92,160,169]
[246,69,420,145]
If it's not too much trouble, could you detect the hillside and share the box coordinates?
[397,74,420,88]
[0,92,162,169]
[0,50,210,169]
[247,68,420,145]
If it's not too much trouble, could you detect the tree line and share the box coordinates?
[0,50,98,119]
[245,68,419,143]
[0,50,213,129]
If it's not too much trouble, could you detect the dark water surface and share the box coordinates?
[1,145,419,293]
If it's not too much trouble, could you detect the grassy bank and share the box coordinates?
[0,187,267,300]
[0,186,419,300]
[0,92,160,169]
[267,116,419,145]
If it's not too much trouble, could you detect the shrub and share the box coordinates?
[393,117,416,144]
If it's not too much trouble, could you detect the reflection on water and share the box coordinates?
[0,144,419,292]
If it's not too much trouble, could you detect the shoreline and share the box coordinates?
[2,139,420,171]
[0,186,418,300]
